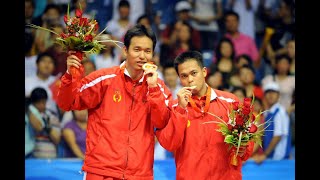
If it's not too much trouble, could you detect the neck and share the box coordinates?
[37,73,49,81]
[126,67,143,81]
[229,31,240,38]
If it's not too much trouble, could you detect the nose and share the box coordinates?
[187,75,193,83]
[139,51,146,60]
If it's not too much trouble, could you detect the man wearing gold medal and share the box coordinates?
[155,51,254,180]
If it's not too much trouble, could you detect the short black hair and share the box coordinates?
[215,37,235,61]
[231,86,247,97]
[136,14,150,24]
[36,52,55,65]
[124,24,157,51]
[224,10,239,21]
[239,64,255,74]
[118,0,130,8]
[30,87,48,104]
[235,54,253,66]
[174,51,204,74]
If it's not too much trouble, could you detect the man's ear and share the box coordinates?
[122,46,128,57]
[203,67,208,78]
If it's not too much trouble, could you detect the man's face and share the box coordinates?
[124,36,154,71]
[225,15,239,33]
[177,59,207,95]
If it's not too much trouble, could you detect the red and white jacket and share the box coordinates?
[156,87,254,180]
[57,63,172,179]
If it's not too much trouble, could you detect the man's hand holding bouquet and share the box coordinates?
[27,4,123,79]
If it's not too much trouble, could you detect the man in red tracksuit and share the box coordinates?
[56,24,172,180]
[156,51,254,180]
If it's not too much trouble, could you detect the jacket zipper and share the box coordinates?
[123,83,136,179]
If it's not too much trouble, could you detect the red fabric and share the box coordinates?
[156,89,254,180]
[49,74,62,103]
[85,172,123,180]
[57,64,172,179]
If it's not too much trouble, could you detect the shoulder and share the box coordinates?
[214,89,239,102]
[63,120,76,130]
[86,66,121,79]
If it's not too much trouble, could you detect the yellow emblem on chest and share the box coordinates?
[113,90,122,103]
[187,120,191,128]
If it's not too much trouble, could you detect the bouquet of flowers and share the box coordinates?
[27,4,123,78]
[205,96,269,166]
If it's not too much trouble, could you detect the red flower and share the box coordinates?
[75,9,83,18]
[84,34,93,42]
[243,98,252,107]
[242,106,251,115]
[235,114,244,126]
[63,15,68,23]
[232,101,239,110]
[249,124,258,133]
[251,114,256,122]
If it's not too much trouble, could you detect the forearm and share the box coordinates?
[49,129,61,145]
[69,144,85,159]
[155,106,188,151]
[148,85,172,129]
[264,136,281,156]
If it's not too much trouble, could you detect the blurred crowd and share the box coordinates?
[25,0,295,164]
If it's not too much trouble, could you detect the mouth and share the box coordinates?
[137,61,146,67]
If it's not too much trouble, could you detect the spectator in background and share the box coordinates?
[111,0,145,25]
[229,54,254,87]
[209,37,236,87]
[206,68,227,91]
[230,86,246,103]
[25,0,36,40]
[106,0,133,42]
[225,0,259,40]
[238,64,264,99]
[25,98,35,158]
[160,0,201,66]
[32,4,63,54]
[25,52,61,117]
[265,0,295,61]
[165,21,200,65]
[223,11,260,68]
[261,54,295,111]
[106,0,133,62]
[27,87,61,159]
[44,24,68,76]
[252,81,291,163]
[90,33,121,70]
[62,110,87,159]
[25,32,38,78]
[162,62,182,99]
[189,0,223,50]
[287,38,295,75]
